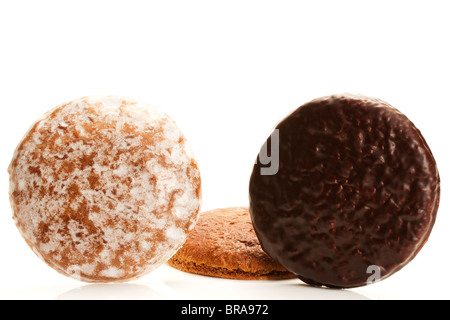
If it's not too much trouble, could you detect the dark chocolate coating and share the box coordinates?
[249,94,440,288]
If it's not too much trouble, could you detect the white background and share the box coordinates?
[1,0,449,300]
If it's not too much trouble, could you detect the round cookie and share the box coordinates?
[168,207,295,280]
[9,96,202,283]
[249,94,440,288]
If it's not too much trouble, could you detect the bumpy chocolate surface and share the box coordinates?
[249,94,440,288]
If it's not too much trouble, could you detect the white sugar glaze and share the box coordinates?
[9,96,202,282]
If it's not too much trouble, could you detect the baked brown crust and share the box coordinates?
[9,96,202,283]
[168,207,295,280]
